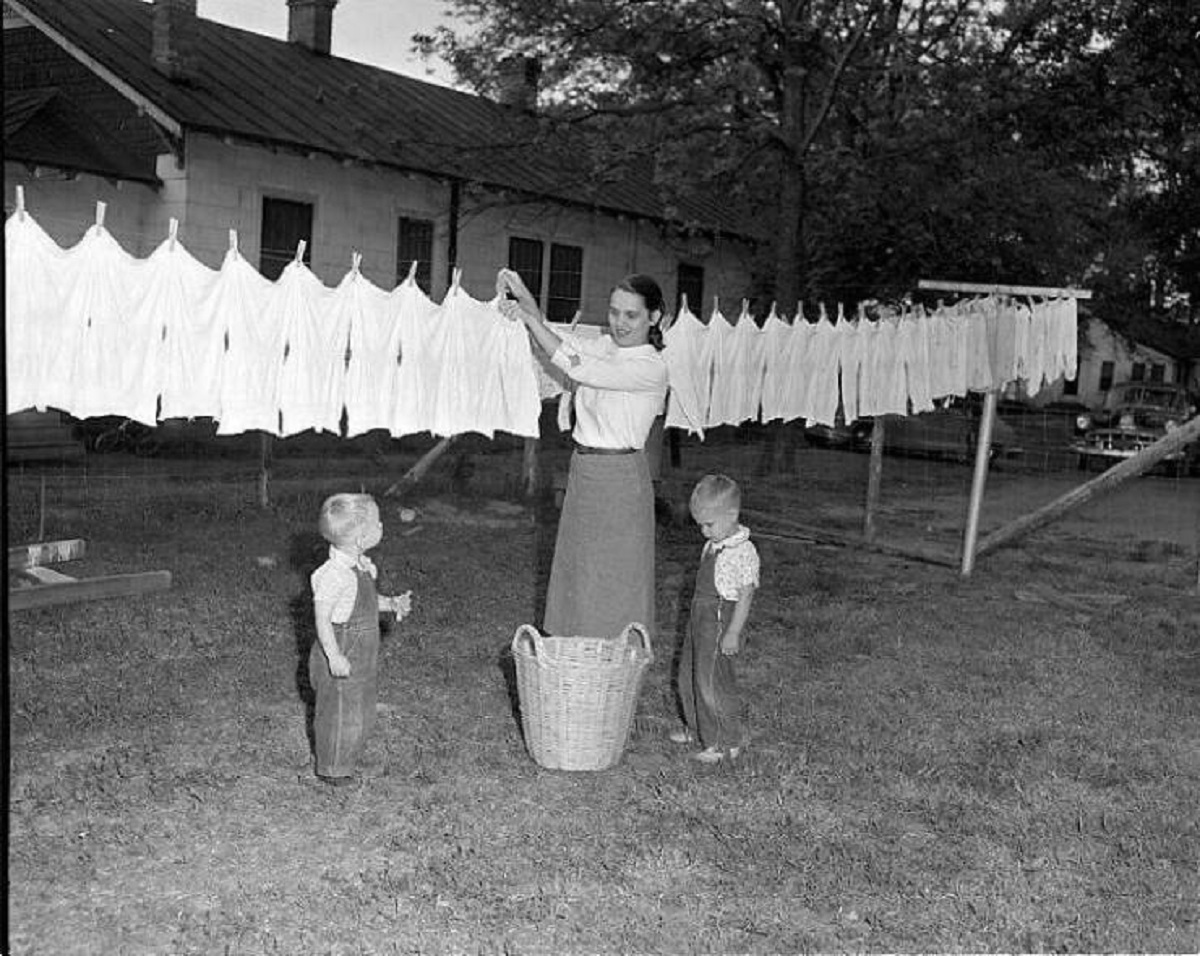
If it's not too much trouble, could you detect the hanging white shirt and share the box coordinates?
[65,225,155,423]
[4,209,70,414]
[215,247,281,436]
[662,303,708,435]
[340,266,401,438]
[154,234,222,421]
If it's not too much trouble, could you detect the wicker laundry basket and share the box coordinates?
[511,622,653,771]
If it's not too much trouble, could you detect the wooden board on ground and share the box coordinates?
[8,537,172,611]
[9,570,172,611]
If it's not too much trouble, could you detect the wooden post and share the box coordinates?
[522,437,539,498]
[975,414,1200,558]
[258,433,272,508]
[38,474,47,541]
[863,417,885,542]
[960,390,998,576]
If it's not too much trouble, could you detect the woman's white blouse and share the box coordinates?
[552,334,668,449]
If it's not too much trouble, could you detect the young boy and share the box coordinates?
[309,493,412,787]
[673,474,760,763]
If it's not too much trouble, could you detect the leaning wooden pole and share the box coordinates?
[975,415,1200,559]
[383,435,458,497]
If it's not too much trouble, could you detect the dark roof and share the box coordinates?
[3,85,160,183]
[9,0,750,237]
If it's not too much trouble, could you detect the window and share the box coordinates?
[395,217,434,291]
[260,197,312,281]
[546,244,583,322]
[1149,363,1165,383]
[1099,361,1115,391]
[676,263,704,317]
[508,237,584,322]
[1130,362,1145,381]
[508,237,544,303]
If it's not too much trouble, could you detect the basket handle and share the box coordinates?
[511,623,542,658]
[618,621,653,661]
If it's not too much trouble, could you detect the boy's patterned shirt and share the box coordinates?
[703,525,760,600]
[311,547,378,623]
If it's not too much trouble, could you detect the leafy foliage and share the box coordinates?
[420,0,1198,319]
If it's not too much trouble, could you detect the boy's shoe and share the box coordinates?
[317,773,357,788]
[692,745,742,764]
[668,729,696,745]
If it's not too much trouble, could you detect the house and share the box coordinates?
[1029,312,1200,409]
[3,0,756,319]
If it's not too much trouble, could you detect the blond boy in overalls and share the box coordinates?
[309,493,411,786]
[673,475,760,763]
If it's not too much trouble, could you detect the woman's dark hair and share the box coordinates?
[616,273,666,351]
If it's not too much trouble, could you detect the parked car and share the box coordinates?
[804,396,1023,463]
[1071,382,1199,475]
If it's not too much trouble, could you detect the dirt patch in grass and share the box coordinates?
[7,441,1200,953]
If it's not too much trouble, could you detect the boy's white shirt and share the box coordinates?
[311,546,378,624]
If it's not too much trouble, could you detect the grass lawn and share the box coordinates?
[7,440,1199,954]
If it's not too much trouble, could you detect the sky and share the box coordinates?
[197,0,460,87]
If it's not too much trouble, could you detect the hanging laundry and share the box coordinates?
[795,310,842,427]
[214,243,281,436]
[773,306,814,425]
[388,276,442,437]
[340,261,401,438]
[836,306,866,424]
[663,297,708,435]
[153,227,223,421]
[757,304,793,424]
[700,300,739,427]
[276,257,346,437]
[63,223,154,424]
[726,300,766,426]
[4,209,69,414]
[897,309,934,414]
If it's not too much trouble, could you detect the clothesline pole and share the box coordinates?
[258,434,272,508]
[522,437,539,498]
[917,279,1093,300]
[863,418,885,542]
[959,390,999,576]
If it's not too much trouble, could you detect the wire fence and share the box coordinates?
[7,409,1199,579]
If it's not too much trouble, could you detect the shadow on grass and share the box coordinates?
[288,528,327,757]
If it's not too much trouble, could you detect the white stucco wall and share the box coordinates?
[5,133,756,314]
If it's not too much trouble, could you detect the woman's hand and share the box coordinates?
[497,269,541,322]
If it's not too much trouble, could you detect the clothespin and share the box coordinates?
[294,239,307,263]
[818,302,828,323]
[406,260,419,283]
[351,250,362,274]
[836,303,846,324]
[569,309,582,332]
[15,185,25,220]
[796,302,805,323]
[679,292,690,316]
[228,229,239,258]
[168,218,178,251]
[94,201,107,229]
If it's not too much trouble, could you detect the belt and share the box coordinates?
[573,443,638,455]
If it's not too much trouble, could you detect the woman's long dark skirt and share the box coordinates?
[543,450,655,641]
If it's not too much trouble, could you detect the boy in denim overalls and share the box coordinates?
[309,493,411,786]
[672,474,760,763]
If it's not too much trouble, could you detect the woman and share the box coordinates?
[498,268,668,641]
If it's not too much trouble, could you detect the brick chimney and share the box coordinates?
[287,0,338,56]
[152,0,201,82]
[495,56,541,112]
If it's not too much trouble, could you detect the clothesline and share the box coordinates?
[5,202,1078,440]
